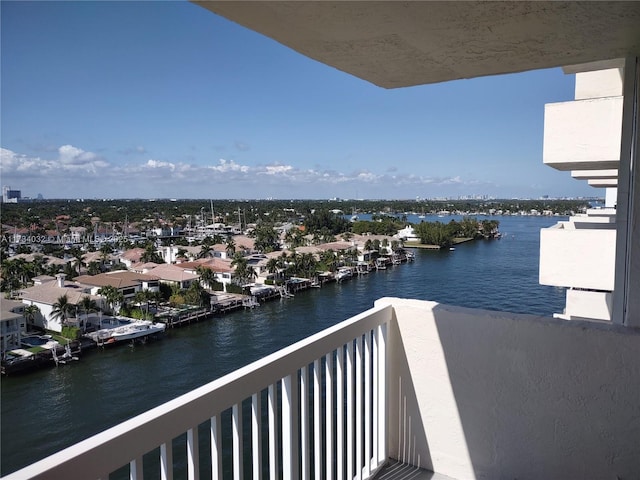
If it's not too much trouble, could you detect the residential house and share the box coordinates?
[118,248,146,268]
[75,271,160,299]
[1,299,26,354]
[19,274,101,332]
[176,258,235,290]
[144,263,199,290]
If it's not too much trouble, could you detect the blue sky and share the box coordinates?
[1,1,596,200]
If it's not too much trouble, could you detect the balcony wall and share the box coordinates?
[381,297,640,479]
[543,96,623,170]
[539,225,616,290]
[561,288,613,321]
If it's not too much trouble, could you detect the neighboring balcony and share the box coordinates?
[543,96,623,171]
[555,288,613,321]
[4,298,639,480]
[539,222,616,292]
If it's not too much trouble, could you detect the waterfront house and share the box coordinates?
[176,258,235,290]
[19,274,101,332]
[7,3,640,480]
[75,271,160,299]
[0,299,26,355]
[143,263,199,290]
[396,225,420,243]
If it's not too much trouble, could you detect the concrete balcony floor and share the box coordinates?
[377,461,456,480]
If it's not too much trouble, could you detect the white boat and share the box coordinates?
[89,320,166,345]
[335,268,353,282]
[109,322,166,342]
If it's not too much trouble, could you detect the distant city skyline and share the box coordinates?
[1,1,598,200]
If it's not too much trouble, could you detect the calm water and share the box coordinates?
[0,215,565,475]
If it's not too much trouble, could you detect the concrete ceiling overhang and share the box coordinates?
[194,1,640,88]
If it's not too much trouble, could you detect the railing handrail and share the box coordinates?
[3,303,393,480]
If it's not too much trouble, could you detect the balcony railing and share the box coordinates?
[4,303,392,480]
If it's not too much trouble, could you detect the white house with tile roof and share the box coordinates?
[144,264,199,290]
[19,274,103,332]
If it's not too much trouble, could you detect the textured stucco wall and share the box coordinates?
[543,96,623,170]
[575,68,624,99]
[378,297,640,479]
[539,226,616,290]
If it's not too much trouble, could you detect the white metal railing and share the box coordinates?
[3,303,392,480]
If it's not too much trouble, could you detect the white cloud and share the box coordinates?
[209,158,250,173]
[58,144,100,166]
[262,164,293,175]
[0,145,494,198]
[145,159,176,171]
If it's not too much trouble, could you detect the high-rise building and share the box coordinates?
[2,186,21,203]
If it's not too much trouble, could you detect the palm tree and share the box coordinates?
[231,252,248,283]
[98,285,124,315]
[381,238,389,255]
[364,239,373,252]
[51,294,75,326]
[69,247,84,276]
[78,296,98,332]
[196,265,216,290]
[225,238,236,258]
[134,289,154,318]
[198,244,212,259]
[319,249,336,272]
[24,304,40,329]
[246,266,257,282]
[266,257,280,281]
[31,254,49,277]
[87,261,101,275]
[99,243,113,269]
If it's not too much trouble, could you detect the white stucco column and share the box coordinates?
[613,56,640,327]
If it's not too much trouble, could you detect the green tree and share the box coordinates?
[24,304,40,329]
[87,261,101,275]
[78,296,99,331]
[231,253,249,283]
[253,224,279,253]
[51,294,75,326]
[196,265,216,290]
[141,242,164,264]
[98,285,124,314]
[225,237,236,257]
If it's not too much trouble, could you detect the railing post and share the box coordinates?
[251,393,263,480]
[210,416,222,480]
[378,323,387,465]
[130,456,143,480]
[160,441,174,480]
[232,403,243,480]
[364,331,372,476]
[356,335,363,480]
[346,340,354,480]
[372,328,379,468]
[187,427,199,480]
[300,365,310,480]
[313,358,323,479]
[268,383,279,480]
[282,373,297,480]
[326,351,335,480]
[336,345,345,480]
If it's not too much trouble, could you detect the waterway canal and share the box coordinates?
[1,215,566,475]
